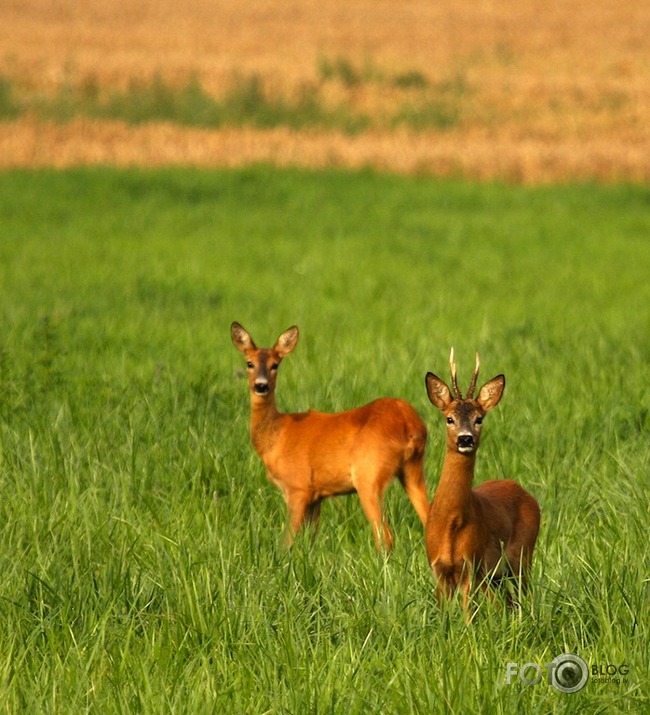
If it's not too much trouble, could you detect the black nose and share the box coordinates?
[457,434,474,450]
[254,382,269,395]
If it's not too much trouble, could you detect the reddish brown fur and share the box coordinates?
[425,355,540,610]
[231,322,430,550]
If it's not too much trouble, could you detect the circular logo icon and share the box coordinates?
[549,654,589,693]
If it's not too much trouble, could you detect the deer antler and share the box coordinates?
[449,347,462,399]
[466,352,480,399]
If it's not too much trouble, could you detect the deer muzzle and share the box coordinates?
[456,434,475,453]
[254,380,270,395]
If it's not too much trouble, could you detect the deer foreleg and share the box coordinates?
[282,490,312,547]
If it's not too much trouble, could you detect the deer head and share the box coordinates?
[231,322,299,398]
[425,348,505,455]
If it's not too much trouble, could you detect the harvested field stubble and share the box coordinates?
[3,118,648,185]
[1,0,649,182]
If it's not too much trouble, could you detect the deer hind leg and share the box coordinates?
[303,499,322,543]
[399,456,429,526]
[485,571,514,609]
[305,499,322,529]
[356,480,393,552]
[433,567,458,606]
[504,542,534,601]
[435,580,451,606]
[506,500,540,595]
[479,550,516,608]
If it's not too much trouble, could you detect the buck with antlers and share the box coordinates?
[425,349,540,610]
[231,322,430,550]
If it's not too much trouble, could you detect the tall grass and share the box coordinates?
[0,168,648,713]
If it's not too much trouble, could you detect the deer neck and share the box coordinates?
[431,450,476,524]
[249,392,282,453]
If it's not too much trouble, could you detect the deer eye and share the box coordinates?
[246,361,254,369]
[446,416,454,425]
[270,363,279,371]
[475,416,483,426]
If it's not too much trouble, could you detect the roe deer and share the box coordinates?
[231,322,430,550]
[425,349,540,610]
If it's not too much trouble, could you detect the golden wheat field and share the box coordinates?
[1,0,649,182]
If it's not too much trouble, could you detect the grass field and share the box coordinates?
[0,167,648,713]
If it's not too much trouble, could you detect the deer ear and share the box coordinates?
[274,326,299,357]
[231,322,255,353]
[477,375,505,411]
[426,373,452,412]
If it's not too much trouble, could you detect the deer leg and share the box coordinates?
[399,457,429,526]
[356,482,393,552]
[304,499,322,528]
[283,490,312,548]
[460,562,481,619]
[483,572,514,609]
[303,499,322,543]
[508,496,540,594]
[460,573,474,617]
[506,511,539,596]
[435,581,448,606]
[434,568,457,605]
[504,543,534,606]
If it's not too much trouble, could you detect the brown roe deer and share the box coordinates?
[231,322,430,550]
[425,349,540,609]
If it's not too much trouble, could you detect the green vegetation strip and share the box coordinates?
[0,167,648,712]
[0,65,466,132]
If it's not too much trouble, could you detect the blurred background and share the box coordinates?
[1,0,648,182]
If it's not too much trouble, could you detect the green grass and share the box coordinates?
[35,73,367,134]
[0,167,648,713]
[0,67,466,132]
[0,77,20,120]
[317,55,430,90]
